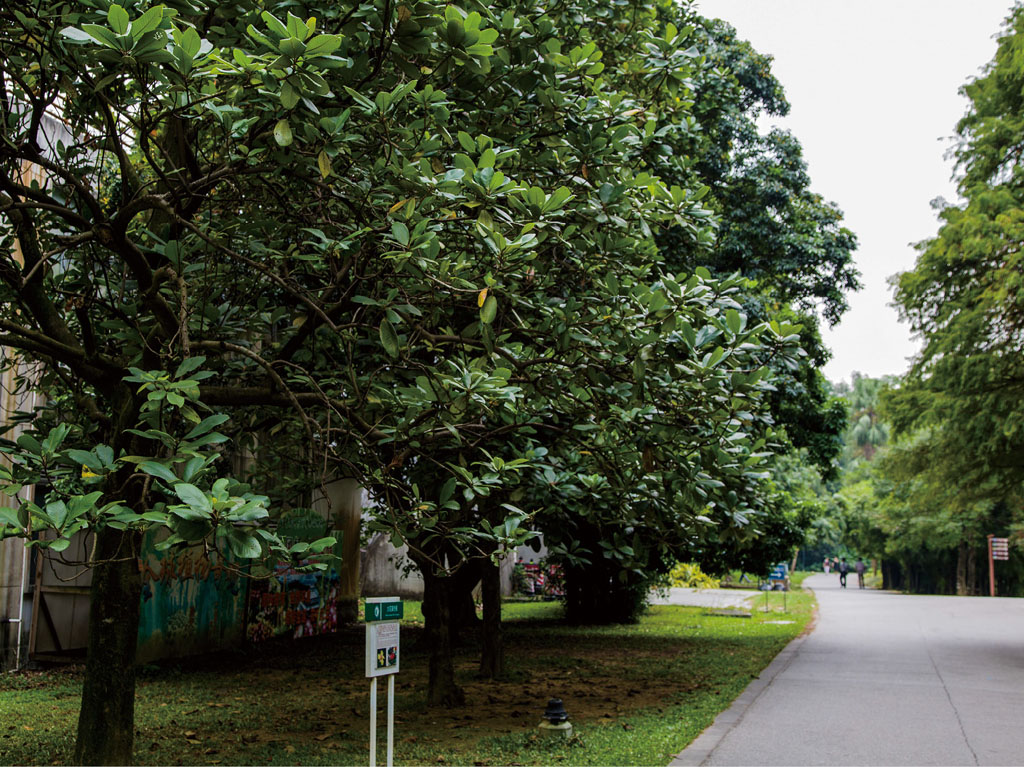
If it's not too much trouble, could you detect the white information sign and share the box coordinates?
[365,620,400,677]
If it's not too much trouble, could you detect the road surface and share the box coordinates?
[672,572,1024,766]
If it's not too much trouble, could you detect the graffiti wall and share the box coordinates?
[246,508,343,642]
[136,531,246,662]
[246,563,340,642]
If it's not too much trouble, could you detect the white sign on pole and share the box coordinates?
[365,597,401,767]
[365,621,400,677]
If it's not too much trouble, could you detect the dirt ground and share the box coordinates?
[126,619,708,760]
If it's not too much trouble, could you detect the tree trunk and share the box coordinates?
[967,544,978,595]
[411,548,465,707]
[448,557,481,646]
[315,478,362,623]
[478,555,503,678]
[955,540,969,596]
[74,527,143,765]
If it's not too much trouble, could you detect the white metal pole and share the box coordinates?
[387,673,395,767]
[369,677,378,767]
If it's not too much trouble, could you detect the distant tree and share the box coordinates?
[887,5,1024,541]
[851,6,1024,595]
[656,13,858,480]
[843,373,892,462]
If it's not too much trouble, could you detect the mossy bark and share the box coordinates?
[74,527,143,765]
[411,547,465,707]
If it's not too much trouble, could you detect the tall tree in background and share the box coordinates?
[871,5,1024,594]
[887,4,1024,555]
[661,13,857,480]
[839,373,891,462]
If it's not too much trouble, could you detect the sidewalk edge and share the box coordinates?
[667,589,817,767]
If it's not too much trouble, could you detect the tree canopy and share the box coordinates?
[0,0,860,759]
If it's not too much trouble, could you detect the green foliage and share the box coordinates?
[652,11,857,481]
[666,561,720,588]
[0,368,333,569]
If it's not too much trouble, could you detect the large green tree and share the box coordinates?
[0,0,811,756]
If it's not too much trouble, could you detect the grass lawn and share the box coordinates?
[0,587,815,766]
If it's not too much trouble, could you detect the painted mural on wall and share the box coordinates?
[246,563,340,642]
[136,530,246,662]
[246,508,342,642]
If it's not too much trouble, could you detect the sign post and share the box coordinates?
[365,597,402,767]
[989,536,1009,597]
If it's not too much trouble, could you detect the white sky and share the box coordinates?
[696,0,1012,385]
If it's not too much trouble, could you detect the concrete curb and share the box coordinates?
[667,589,817,767]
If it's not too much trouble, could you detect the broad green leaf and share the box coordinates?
[379,320,400,358]
[175,356,207,378]
[304,34,341,57]
[174,482,211,512]
[107,4,129,34]
[80,24,120,47]
[726,309,743,334]
[391,221,410,246]
[184,413,229,440]
[273,119,293,146]
[16,434,42,455]
[480,294,497,324]
[0,507,22,531]
[261,11,288,38]
[67,449,103,471]
[139,461,178,483]
[174,518,212,540]
[46,501,68,529]
[226,528,263,558]
[131,6,164,38]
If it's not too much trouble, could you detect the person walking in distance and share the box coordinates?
[855,558,867,589]
[823,557,831,575]
[838,557,849,588]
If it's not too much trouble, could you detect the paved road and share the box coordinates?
[672,573,1024,766]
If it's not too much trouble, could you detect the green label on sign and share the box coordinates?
[365,601,403,622]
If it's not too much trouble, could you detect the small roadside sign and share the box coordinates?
[992,538,1009,561]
